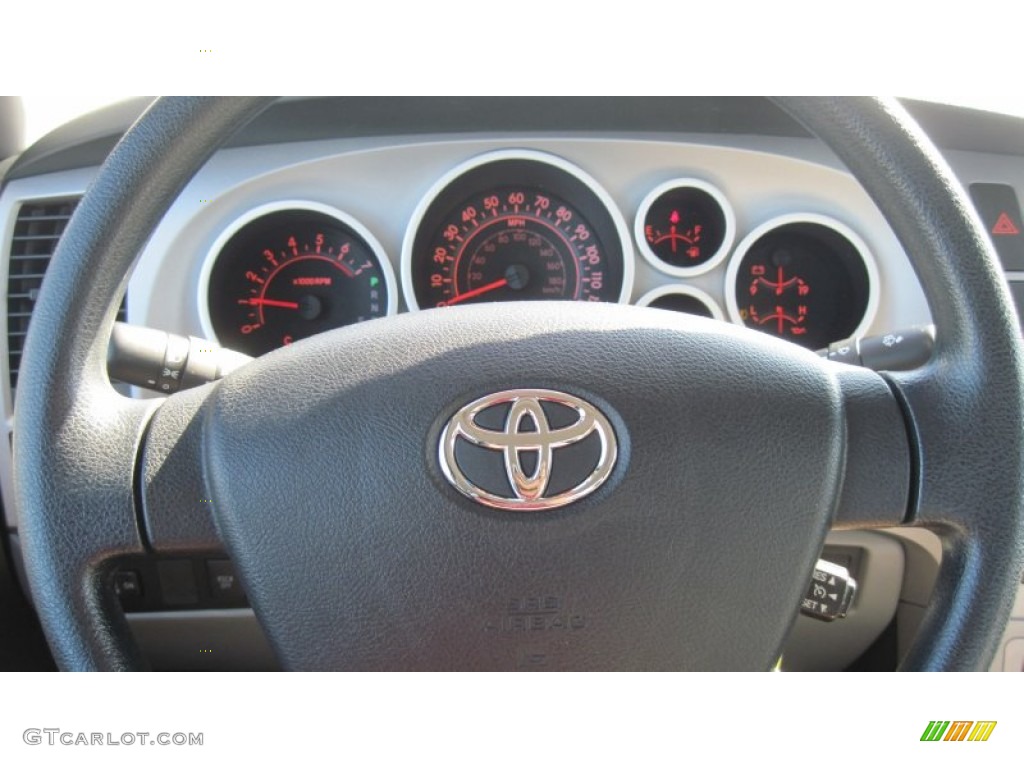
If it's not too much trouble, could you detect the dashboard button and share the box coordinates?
[113,570,142,599]
[207,559,245,601]
[157,560,199,606]
[968,183,1024,270]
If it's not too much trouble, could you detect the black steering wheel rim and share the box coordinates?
[13,97,1024,670]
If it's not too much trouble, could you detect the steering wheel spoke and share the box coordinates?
[138,383,223,553]
[831,364,912,528]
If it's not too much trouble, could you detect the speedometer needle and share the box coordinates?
[247,298,300,309]
[446,278,508,306]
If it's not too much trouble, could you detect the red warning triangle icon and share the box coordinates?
[992,211,1021,236]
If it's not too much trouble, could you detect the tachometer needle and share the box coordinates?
[246,298,300,309]
[446,278,508,306]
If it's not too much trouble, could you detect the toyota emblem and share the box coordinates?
[439,389,617,511]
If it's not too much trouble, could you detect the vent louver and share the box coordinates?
[6,197,127,395]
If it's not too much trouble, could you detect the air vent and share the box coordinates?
[6,197,127,396]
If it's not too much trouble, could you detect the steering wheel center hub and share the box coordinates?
[202,303,843,669]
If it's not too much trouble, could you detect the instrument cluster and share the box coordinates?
[200,147,878,357]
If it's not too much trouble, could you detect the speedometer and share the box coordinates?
[402,150,633,309]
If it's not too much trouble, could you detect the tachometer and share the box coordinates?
[201,202,396,356]
[403,150,633,309]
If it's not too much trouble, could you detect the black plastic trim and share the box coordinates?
[880,371,923,526]
[7,97,808,180]
[7,97,1024,185]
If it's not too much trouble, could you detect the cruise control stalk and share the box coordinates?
[800,558,857,622]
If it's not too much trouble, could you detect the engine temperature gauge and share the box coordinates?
[725,214,878,350]
[746,263,811,336]
[635,179,735,276]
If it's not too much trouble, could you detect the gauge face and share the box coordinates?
[404,151,632,309]
[636,285,724,320]
[725,215,877,350]
[635,179,734,276]
[205,204,394,356]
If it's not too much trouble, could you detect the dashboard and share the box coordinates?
[1,97,1023,670]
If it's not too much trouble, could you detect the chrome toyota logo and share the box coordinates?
[439,389,617,511]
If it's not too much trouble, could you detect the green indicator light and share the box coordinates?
[370,276,379,287]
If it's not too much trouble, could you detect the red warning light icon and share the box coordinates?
[992,211,1021,236]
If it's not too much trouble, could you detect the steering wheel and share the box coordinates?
[13,97,1024,670]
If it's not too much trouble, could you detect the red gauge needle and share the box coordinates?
[446,278,508,306]
[247,298,300,309]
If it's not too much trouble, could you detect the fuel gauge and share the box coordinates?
[635,179,735,276]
